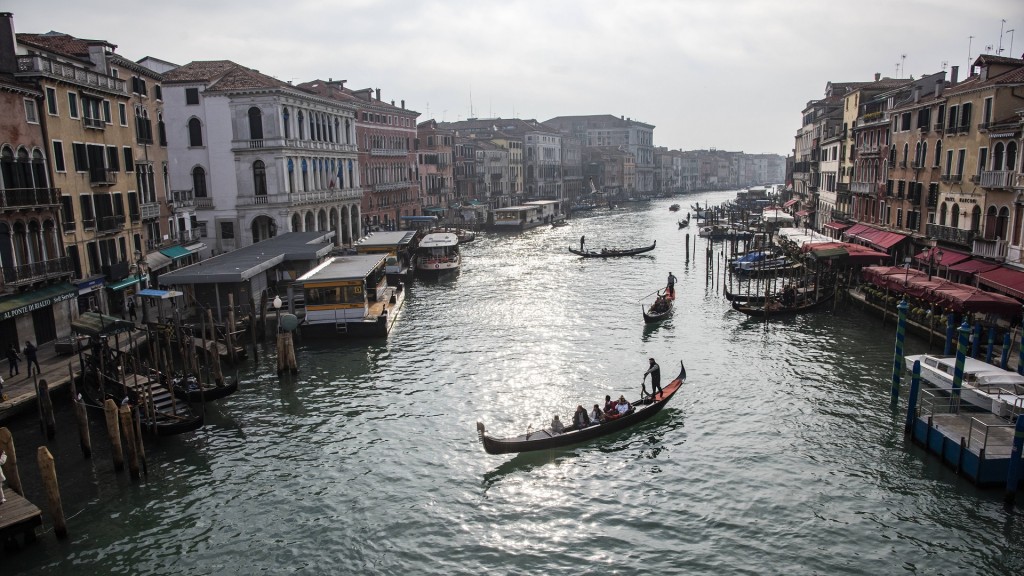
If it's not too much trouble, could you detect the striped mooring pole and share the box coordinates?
[1005,416,1024,505]
[1002,332,1012,370]
[891,299,909,407]
[952,320,971,413]
[905,360,921,434]
[944,312,957,356]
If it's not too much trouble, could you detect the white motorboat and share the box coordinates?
[904,354,1024,418]
[415,232,460,277]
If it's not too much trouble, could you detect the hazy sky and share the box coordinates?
[6,0,1021,156]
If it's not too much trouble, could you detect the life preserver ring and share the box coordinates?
[435,264,439,269]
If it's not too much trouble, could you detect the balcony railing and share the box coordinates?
[140,201,160,220]
[95,215,124,234]
[972,237,1008,261]
[1,256,74,285]
[89,170,117,186]
[0,187,61,210]
[168,189,195,210]
[927,223,976,247]
[980,170,1014,189]
[370,148,408,157]
[83,116,105,130]
[230,138,357,153]
[15,54,127,95]
[235,187,363,207]
[195,197,214,209]
[372,181,415,193]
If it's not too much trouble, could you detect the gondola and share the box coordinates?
[677,217,690,229]
[669,204,680,212]
[568,240,656,258]
[642,292,674,323]
[171,372,240,402]
[724,287,769,304]
[477,361,686,455]
[81,368,204,436]
[730,292,833,317]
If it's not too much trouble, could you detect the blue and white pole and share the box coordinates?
[944,312,957,356]
[891,299,909,406]
[952,320,971,413]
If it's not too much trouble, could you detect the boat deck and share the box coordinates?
[0,490,42,547]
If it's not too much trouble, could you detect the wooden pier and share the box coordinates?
[0,491,42,548]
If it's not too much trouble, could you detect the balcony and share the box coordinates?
[1,256,74,286]
[15,54,127,95]
[195,197,214,210]
[973,237,1008,261]
[82,116,105,130]
[140,201,161,220]
[0,187,61,210]
[980,170,1014,190]
[89,169,117,187]
[235,187,363,208]
[230,138,357,154]
[858,145,880,156]
[927,223,976,248]
[372,181,415,193]
[831,209,852,221]
[168,189,195,210]
[370,148,408,157]
[933,123,945,134]
[850,181,883,195]
[95,215,124,235]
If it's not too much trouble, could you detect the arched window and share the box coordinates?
[889,145,896,164]
[902,143,909,165]
[971,205,982,232]
[951,204,960,228]
[1008,142,1019,171]
[0,146,14,189]
[997,207,1010,240]
[985,205,999,239]
[192,166,208,198]
[253,160,267,196]
[297,110,305,139]
[993,142,1005,171]
[188,118,203,147]
[32,149,47,190]
[282,107,290,139]
[248,106,263,140]
[914,141,922,166]
[921,142,928,169]
[939,202,948,226]
[934,140,942,167]
[157,112,167,146]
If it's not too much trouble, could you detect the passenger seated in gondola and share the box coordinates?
[781,284,797,307]
[591,403,604,424]
[606,395,632,420]
[551,414,565,434]
[603,394,616,417]
[572,405,592,430]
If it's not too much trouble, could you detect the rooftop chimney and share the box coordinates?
[913,85,921,102]
[401,99,405,109]
[375,88,381,101]
[934,79,944,98]
[874,72,880,81]
[0,13,17,74]
[950,65,959,85]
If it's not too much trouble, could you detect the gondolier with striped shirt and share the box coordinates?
[644,357,662,399]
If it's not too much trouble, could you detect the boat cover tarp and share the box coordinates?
[71,311,135,336]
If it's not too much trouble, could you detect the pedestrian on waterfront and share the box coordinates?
[6,344,19,378]
[127,298,137,322]
[644,357,662,399]
[666,272,678,298]
[580,235,585,251]
[23,341,39,378]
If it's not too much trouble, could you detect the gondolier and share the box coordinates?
[644,357,662,399]
[666,272,677,298]
[580,235,585,251]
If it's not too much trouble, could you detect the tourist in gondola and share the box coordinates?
[603,394,616,417]
[667,272,678,298]
[590,403,604,424]
[610,395,631,419]
[551,414,565,434]
[644,357,662,399]
[782,284,796,307]
[572,404,592,429]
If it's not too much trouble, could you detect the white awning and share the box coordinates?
[145,251,172,272]
[186,242,207,253]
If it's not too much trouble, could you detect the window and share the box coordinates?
[72,142,88,172]
[944,149,953,177]
[192,166,207,197]
[248,106,263,140]
[123,147,134,173]
[253,160,267,195]
[24,99,39,123]
[82,96,103,128]
[106,146,120,172]
[220,221,234,239]
[118,102,127,126]
[60,196,74,229]
[102,100,112,124]
[135,107,153,144]
[188,118,203,147]
[934,140,942,167]
[158,113,166,146]
[68,92,79,118]
[185,88,199,105]
[956,149,966,178]
[131,76,148,97]
[154,85,162,101]
[978,148,988,175]
[45,87,58,115]
[52,141,66,172]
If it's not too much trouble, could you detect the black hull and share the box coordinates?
[642,302,673,323]
[80,371,204,436]
[568,241,656,258]
[731,294,832,317]
[477,362,685,454]
[173,377,239,402]
[724,288,768,304]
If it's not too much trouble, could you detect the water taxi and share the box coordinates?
[296,254,405,338]
[904,354,1024,419]
[353,230,418,286]
[415,232,460,278]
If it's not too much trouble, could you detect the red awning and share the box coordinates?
[843,223,872,237]
[913,247,970,268]
[823,221,851,231]
[865,231,907,251]
[947,258,1001,274]
[978,266,1024,300]
[795,210,814,217]
[783,199,799,208]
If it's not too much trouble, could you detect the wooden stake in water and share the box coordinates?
[36,446,68,539]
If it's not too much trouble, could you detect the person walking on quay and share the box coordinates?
[6,344,19,378]
[0,448,7,504]
[127,297,137,322]
[23,341,39,378]
[580,235,585,251]
[644,357,662,399]
[666,271,678,298]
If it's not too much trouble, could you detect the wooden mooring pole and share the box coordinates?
[118,405,140,481]
[69,365,92,458]
[103,398,124,472]
[36,446,68,539]
[37,377,55,440]
[0,426,23,495]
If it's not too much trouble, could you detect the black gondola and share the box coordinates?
[476,361,686,455]
[171,372,240,402]
[642,293,674,323]
[730,292,833,317]
[568,240,656,258]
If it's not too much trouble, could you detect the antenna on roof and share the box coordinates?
[469,85,474,118]
[968,35,974,69]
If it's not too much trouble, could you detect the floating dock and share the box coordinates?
[0,491,42,547]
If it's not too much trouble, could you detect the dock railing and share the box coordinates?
[966,417,1016,453]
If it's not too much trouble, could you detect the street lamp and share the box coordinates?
[904,256,913,287]
[273,295,283,333]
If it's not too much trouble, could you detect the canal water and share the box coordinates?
[6,190,1024,575]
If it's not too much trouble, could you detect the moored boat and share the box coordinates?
[476,361,686,454]
[669,204,680,212]
[730,290,833,317]
[415,232,461,278]
[170,372,239,402]
[568,240,656,258]
[904,354,1024,419]
[297,254,405,338]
